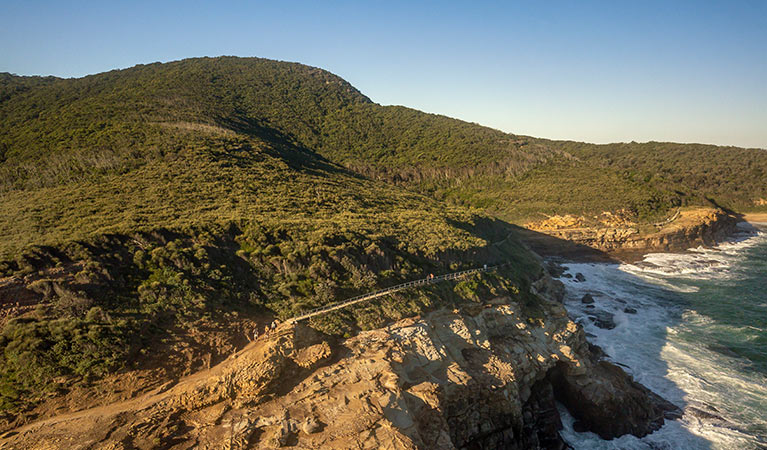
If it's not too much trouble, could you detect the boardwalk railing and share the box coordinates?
[288,265,501,323]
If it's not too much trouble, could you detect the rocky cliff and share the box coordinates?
[0,275,678,449]
[525,208,739,261]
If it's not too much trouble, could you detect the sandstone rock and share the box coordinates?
[545,262,566,278]
[526,208,738,257]
[581,293,595,304]
[531,273,566,303]
[293,341,332,369]
[0,284,679,449]
[574,273,586,282]
[301,416,322,434]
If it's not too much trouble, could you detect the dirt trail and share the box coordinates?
[0,323,304,448]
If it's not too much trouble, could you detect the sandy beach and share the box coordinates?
[743,213,767,223]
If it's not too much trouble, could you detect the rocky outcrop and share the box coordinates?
[0,285,679,449]
[550,360,680,439]
[526,208,739,260]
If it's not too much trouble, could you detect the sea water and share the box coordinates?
[555,221,767,450]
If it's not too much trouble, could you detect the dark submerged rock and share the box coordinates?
[546,261,567,278]
[588,312,616,330]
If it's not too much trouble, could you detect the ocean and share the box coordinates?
[554,221,767,450]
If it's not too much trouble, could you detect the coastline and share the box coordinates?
[555,223,767,449]
[523,208,742,264]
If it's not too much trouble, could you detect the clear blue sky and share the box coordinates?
[2,0,766,148]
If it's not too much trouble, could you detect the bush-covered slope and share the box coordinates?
[0,66,542,418]
[0,57,556,191]
[1,54,764,424]
[0,56,685,225]
[544,140,767,213]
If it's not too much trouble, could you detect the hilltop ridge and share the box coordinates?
[4,56,765,230]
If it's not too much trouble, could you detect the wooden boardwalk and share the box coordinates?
[288,265,498,323]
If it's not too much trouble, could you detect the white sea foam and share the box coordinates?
[555,230,767,449]
[619,227,766,283]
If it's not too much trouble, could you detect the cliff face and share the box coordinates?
[526,208,738,260]
[0,275,678,449]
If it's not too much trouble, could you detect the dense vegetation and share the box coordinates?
[0,212,536,413]
[4,57,763,225]
[0,80,537,415]
[546,140,767,213]
[0,56,765,418]
[0,57,553,192]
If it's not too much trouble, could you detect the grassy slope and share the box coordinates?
[3,57,765,229]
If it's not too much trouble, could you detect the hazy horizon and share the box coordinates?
[2,0,765,149]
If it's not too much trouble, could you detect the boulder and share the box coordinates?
[301,417,322,434]
[588,313,616,330]
[549,361,681,439]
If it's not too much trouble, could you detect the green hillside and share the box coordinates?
[0,57,682,226]
[547,140,767,213]
[0,129,539,412]
[0,56,765,417]
[0,59,545,416]
[6,56,761,229]
[0,57,554,190]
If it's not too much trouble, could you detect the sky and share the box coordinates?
[2,0,766,149]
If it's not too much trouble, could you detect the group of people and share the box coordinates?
[252,319,280,341]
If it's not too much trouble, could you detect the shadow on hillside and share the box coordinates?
[445,215,620,266]
[219,114,362,180]
[706,196,745,223]
[513,225,620,263]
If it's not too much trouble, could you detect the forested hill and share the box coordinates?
[1,58,548,415]
[2,56,766,227]
[0,57,556,189]
[545,140,767,212]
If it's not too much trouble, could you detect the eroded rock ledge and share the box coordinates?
[1,278,679,449]
[525,208,739,261]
